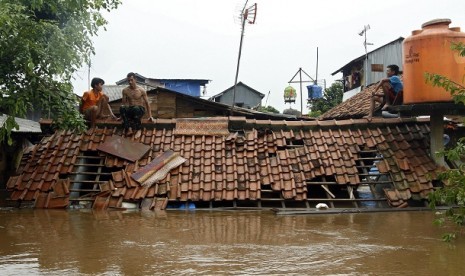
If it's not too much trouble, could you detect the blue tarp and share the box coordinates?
[306,85,323,99]
[162,80,202,97]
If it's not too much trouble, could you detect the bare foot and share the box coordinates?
[134,129,142,139]
[126,128,133,136]
[381,104,390,111]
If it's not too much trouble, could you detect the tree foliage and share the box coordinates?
[307,82,343,118]
[0,0,121,144]
[257,105,280,114]
[426,42,465,242]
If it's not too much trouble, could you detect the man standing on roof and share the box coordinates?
[368,64,403,118]
[120,72,154,136]
[80,77,117,128]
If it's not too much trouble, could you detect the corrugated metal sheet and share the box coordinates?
[210,82,265,109]
[367,40,403,85]
[332,37,404,76]
[0,114,41,133]
[103,85,155,102]
[97,135,150,162]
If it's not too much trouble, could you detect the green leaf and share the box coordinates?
[0,0,120,143]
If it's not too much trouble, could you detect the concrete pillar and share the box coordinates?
[430,113,446,166]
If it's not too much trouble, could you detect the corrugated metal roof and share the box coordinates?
[209,82,265,100]
[114,73,210,86]
[331,37,404,76]
[0,114,41,133]
[103,84,156,102]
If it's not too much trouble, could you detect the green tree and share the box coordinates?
[0,0,120,144]
[307,82,343,118]
[425,42,465,242]
[257,105,280,114]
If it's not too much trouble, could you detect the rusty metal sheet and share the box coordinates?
[97,135,150,162]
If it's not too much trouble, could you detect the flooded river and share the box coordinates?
[0,209,463,275]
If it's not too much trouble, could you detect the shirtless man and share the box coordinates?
[80,77,116,128]
[120,72,154,136]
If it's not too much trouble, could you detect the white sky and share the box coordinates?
[72,0,465,114]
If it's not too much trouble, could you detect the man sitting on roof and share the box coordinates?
[368,64,403,119]
[120,72,154,137]
[80,77,117,128]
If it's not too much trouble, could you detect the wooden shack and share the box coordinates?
[107,86,294,120]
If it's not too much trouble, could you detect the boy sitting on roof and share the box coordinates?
[368,64,403,119]
[80,77,117,127]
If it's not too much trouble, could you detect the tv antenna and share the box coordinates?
[231,1,257,110]
[359,24,373,86]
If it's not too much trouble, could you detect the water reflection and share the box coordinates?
[0,209,463,275]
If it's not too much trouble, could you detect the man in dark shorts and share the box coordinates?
[120,72,154,136]
[368,64,403,119]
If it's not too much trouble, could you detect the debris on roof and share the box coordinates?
[320,85,379,120]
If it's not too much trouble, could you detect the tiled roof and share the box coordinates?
[320,85,378,120]
[6,117,440,210]
[321,75,405,120]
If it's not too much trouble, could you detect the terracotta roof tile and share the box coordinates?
[8,117,444,209]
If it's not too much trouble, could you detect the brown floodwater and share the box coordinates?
[0,209,463,275]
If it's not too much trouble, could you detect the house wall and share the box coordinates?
[109,91,226,119]
[342,39,404,98]
[0,138,29,189]
[366,40,403,85]
[214,86,262,108]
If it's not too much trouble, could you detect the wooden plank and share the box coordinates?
[321,185,336,199]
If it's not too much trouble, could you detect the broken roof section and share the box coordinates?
[7,116,440,210]
[320,85,377,120]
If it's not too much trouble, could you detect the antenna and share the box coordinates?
[315,47,319,85]
[358,24,373,86]
[231,1,257,110]
[265,90,270,107]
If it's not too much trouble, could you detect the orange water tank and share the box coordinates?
[403,18,465,104]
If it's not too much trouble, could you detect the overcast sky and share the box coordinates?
[72,0,465,113]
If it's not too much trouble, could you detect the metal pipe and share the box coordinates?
[299,68,303,114]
